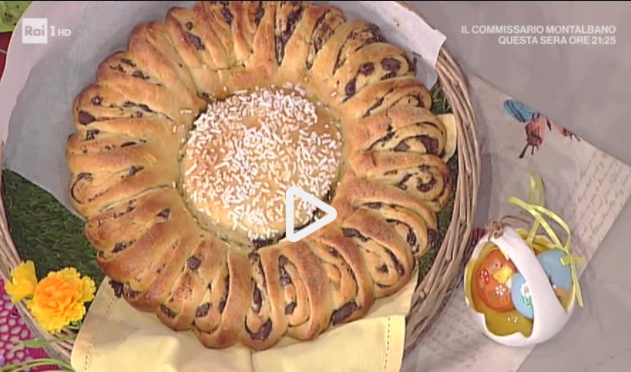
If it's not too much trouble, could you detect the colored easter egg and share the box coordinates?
[510,250,573,319]
[474,250,517,312]
[510,273,534,319]
[537,250,573,291]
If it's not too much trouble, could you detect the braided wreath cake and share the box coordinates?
[65,1,453,350]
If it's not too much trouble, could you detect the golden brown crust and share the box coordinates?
[66,0,453,350]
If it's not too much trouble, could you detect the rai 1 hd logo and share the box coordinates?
[22,18,72,44]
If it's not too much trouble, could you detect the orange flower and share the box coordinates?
[27,268,96,333]
[4,261,38,303]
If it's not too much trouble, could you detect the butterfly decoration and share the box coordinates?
[503,99,580,159]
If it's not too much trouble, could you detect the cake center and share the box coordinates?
[181,86,342,246]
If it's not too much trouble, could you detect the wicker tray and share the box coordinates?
[0,3,480,365]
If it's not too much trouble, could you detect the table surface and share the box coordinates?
[410,2,631,372]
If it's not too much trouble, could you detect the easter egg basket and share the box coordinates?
[0,2,480,365]
[464,174,584,347]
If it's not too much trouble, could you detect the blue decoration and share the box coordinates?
[510,250,573,319]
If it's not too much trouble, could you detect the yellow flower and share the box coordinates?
[4,261,38,303]
[27,267,96,333]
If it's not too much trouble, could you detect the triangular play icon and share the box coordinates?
[285,186,338,243]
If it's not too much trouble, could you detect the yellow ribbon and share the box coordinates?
[507,172,585,308]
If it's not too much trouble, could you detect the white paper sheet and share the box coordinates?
[402,75,631,372]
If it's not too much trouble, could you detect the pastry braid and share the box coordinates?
[66,1,453,350]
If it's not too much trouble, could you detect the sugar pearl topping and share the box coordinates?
[181,87,342,242]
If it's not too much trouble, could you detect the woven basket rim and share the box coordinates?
[0,2,480,364]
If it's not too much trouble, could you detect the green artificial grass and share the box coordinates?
[2,170,104,283]
[1,83,457,293]
[416,83,458,283]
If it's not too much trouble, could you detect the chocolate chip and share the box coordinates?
[156,209,171,219]
[407,231,417,248]
[394,141,410,152]
[78,111,96,125]
[85,129,99,141]
[221,6,233,24]
[121,58,136,67]
[110,64,125,73]
[137,104,153,113]
[218,275,230,313]
[342,228,369,242]
[128,166,143,177]
[77,172,92,181]
[160,304,176,319]
[381,71,397,80]
[113,240,134,253]
[136,111,143,118]
[254,3,265,26]
[410,55,418,73]
[187,256,201,270]
[419,164,431,172]
[249,319,273,341]
[385,249,405,276]
[125,289,141,299]
[367,24,384,40]
[360,62,375,76]
[104,145,112,151]
[279,256,289,266]
[323,189,333,203]
[120,141,137,148]
[381,57,401,71]
[369,131,395,150]
[252,238,274,249]
[275,8,303,63]
[416,135,439,155]
[278,256,292,286]
[345,78,356,97]
[188,33,205,51]
[396,174,412,190]
[196,303,211,317]
[112,205,132,219]
[331,301,358,325]
[285,302,297,315]
[417,176,437,192]
[248,252,260,262]
[364,202,382,209]
[132,70,147,79]
[384,170,398,176]
[279,276,292,286]
[377,264,388,273]
[109,280,124,298]
[253,284,262,313]
[185,21,193,31]
[91,96,103,106]
[328,246,341,258]
[413,94,426,108]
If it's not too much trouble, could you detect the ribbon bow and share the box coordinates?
[507,172,585,308]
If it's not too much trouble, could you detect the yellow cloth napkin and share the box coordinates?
[71,274,417,372]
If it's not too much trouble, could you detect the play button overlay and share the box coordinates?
[285,186,337,242]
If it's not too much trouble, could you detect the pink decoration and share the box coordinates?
[0,278,56,371]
